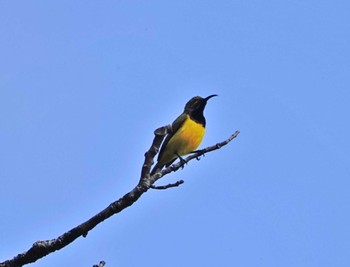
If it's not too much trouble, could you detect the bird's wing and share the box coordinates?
[157,112,187,162]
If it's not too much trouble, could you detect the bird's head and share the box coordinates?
[184,94,217,114]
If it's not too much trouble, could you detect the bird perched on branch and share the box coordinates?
[151,95,217,175]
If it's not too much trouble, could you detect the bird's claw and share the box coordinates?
[192,149,205,160]
[176,154,187,169]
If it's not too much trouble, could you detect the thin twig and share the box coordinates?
[93,261,106,267]
[155,130,240,179]
[150,180,184,190]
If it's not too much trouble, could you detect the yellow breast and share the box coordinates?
[159,115,205,166]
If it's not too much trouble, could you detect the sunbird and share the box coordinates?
[151,95,217,175]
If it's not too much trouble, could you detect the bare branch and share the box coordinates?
[150,180,184,190]
[155,130,240,179]
[0,127,239,267]
[93,261,106,267]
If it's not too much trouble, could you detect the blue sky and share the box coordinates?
[1,1,349,266]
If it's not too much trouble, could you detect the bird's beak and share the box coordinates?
[204,94,218,101]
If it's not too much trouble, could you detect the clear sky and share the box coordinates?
[1,1,349,266]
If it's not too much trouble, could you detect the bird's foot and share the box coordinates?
[176,153,188,169]
[191,149,205,160]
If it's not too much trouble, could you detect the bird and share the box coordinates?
[151,95,217,175]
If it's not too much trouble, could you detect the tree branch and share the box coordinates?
[157,130,240,178]
[0,127,239,267]
[150,180,185,190]
[93,261,106,267]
